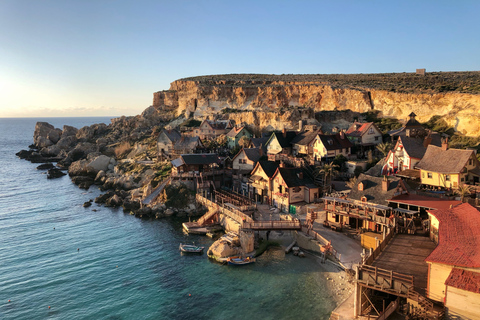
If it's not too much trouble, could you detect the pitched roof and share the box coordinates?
[273,167,315,188]
[226,126,250,138]
[426,203,480,268]
[346,122,378,137]
[317,133,353,151]
[269,131,297,148]
[174,153,220,166]
[173,137,202,151]
[415,145,475,173]
[205,120,232,130]
[159,129,181,143]
[397,136,430,159]
[232,148,262,163]
[445,268,480,294]
[348,173,409,205]
[290,130,320,146]
[255,160,279,178]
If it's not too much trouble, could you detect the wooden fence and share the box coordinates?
[362,228,395,265]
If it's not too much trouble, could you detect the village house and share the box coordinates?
[231,148,263,194]
[388,112,426,141]
[345,121,383,147]
[265,129,297,160]
[157,128,182,159]
[290,129,320,157]
[248,160,279,204]
[226,126,253,149]
[270,164,319,214]
[383,132,442,174]
[172,136,203,156]
[249,136,269,151]
[425,203,480,318]
[415,143,480,189]
[311,132,353,161]
[171,153,220,175]
[348,174,410,206]
[194,119,234,140]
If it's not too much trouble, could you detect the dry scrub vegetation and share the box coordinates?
[180,71,480,95]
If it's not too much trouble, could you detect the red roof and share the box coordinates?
[426,203,480,268]
[445,268,480,294]
[388,194,462,210]
[346,122,377,137]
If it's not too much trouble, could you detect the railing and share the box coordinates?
[300,226,330,246]
[362,228,395,265]
[243,220,301,230]
[358,264,414,291]
[196,194,254,224]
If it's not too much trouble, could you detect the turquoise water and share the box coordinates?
[0,118,336,319]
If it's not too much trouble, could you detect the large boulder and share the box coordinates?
[33,122,62,148]
[87,155,113,173]
[56,135,78,150]
[62,125,78,137]
[47,129,62,144]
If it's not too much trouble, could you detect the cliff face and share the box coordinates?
[153,75,480,135]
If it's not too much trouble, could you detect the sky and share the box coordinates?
[0,0,479,118]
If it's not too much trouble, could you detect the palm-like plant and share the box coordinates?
[316,163,339,191]
[455,184,472,202]
[376,142,393,157]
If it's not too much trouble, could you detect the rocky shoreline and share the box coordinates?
[16,113,203,220]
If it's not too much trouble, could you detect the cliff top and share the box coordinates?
[177,71,480,95]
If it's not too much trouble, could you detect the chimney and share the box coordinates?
[423,133,432,148]
[258,147,263,157]
[382,176,390,192]
[299,120,304,132]
[282,128,287,138]
[358,182,364,191]
[339,130,345,139]
[297,172,303,179]
[279,161,285,168]
[442,137,449,151]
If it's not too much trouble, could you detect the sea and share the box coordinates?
[0,117,336,320]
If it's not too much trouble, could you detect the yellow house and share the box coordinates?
[270,165,319,214]
[248,161,279,204]
[426,203,480,318]
[311,132,353,160]
[415,144,480,189]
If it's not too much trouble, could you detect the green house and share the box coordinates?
[226,126,252,149]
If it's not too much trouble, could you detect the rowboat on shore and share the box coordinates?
[227,256,255,266]
[179,243,204,254]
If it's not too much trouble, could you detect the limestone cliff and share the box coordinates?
[153,73,480,135]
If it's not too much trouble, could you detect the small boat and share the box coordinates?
[227,256,255,266]
[179,243,204,254]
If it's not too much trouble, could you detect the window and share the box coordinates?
[445,175,450,181]
[279,185,283,193]
[369,128,374,134]
[375,136,379,141]
[422,172,425,178]
[469,159,473,165]
[461,177,465,182]
[427,173,432,179]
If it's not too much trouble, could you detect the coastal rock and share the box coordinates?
[105,194,122,207]
[56,135,78,150]
[164,208,174,216]
[62,125,78,137]
[87,155,114,173]
[47,168,67,179]
[33,122,58,148]
[83,201,92,207]
[95,170,106,184]
[71,175,95,189]
[41,144,62,157]
[36,163,54,170]
[95,191,114,204]
[47,129,62,144]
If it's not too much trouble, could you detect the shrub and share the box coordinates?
[114,142,132,159]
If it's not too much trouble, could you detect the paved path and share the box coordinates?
[142,177,171,205]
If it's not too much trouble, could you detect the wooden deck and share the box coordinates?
[371,234,437,296]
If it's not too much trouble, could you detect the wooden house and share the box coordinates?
[265,129,297,159]
[388,112,426,141]
[415,144,480,189]
[172,136,204,156]
[171,153,220,174]
[270,165,319,213]
[426,203,480,318]
[226,126,253,149]
[248,161,279,203]
[345,122,382,147]
[383,131,442,175]
[157,129,182,159]
[348,174,410,206]
[311,132,353,161]
[231,147,263,194]
[290,129,320,157]
[194,120,234,140]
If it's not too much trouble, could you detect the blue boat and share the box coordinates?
[227,256,255,265]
